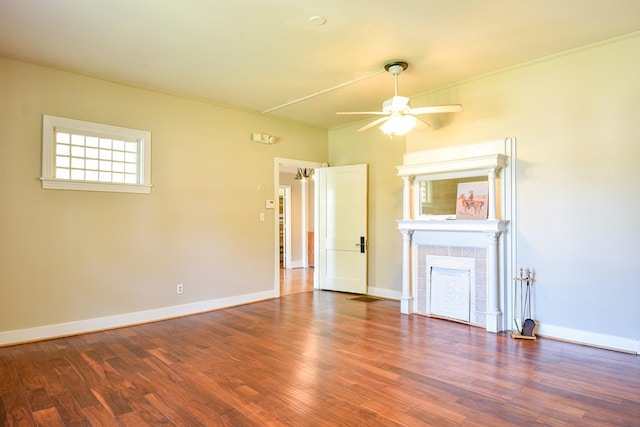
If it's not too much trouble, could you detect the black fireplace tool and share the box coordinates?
[521,276,535,336]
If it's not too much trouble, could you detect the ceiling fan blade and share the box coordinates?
[409,104,463,115]
[357,116,391,132]
[414,117,432,129]
[336,111,388,115]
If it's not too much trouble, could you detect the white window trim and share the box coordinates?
[41,115,152,194]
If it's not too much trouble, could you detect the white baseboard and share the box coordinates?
[0,290,274,347]
[289,259,305,269]
[537,323,639,355]
[367,287,401,300]
[6,291,635,356]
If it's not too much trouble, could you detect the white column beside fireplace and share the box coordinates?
[396,139,514,333]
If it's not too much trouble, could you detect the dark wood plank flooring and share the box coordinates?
[1,291,639,426]
[280,267,314,296]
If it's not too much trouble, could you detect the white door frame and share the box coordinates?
[273,157,323,298]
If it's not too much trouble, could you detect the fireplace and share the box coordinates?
[396,138,515,333]
[419,249,483,326]
[431,266,471,321]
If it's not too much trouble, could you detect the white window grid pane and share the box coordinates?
[85,170,99,181]
[113,140,125,151]
[113,162,125,173]
[56,156,70,167]
[125,163,137,174]
[56,132,70,143]
[86,147,99,159]
[125,152,137,163]
[86,136,99,147]
[71,169,85,180]
[99,149,112,160]
[54,131,140,183]
[86,159,99,170]
[71,146,85,157]
[71,158,85,169]
[112,151,125,162]
[56,168,70,179]
[56,144,70,156]
[71,134,85,146]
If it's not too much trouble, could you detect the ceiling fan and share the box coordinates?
[337,61,462,136]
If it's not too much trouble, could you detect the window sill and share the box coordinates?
[40,178,152,194]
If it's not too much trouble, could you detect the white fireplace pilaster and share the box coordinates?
[400,229,413,314]
[485,232,501,332]
[402,176,413,220]
[487,168,497,220]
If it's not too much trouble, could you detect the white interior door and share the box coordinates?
[316,164,368,294]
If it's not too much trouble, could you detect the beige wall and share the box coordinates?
[3,31,639,350]
[328,127,405,297]
[329,33,640,349]
[0,57,327,334]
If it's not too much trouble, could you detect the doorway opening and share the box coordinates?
[279,186,291,269]
[274,158,322,297]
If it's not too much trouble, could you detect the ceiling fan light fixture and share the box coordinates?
[380,114,416,136]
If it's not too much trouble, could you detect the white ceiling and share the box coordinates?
[2,1,640,129]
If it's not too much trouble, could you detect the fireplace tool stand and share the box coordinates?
[511,267,537,340]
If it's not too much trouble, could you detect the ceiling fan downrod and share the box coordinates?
[384,61,408,97]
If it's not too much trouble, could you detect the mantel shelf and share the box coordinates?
[397,219,508,234]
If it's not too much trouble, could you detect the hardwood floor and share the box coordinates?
[280,267,314,296]
[1,291,639,426]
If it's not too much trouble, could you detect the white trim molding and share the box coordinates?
[0,290,273,347]
[537,323,639,355]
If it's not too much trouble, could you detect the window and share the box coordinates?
[41,115,151,193]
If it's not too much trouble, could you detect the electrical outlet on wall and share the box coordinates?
[176,284,184,294]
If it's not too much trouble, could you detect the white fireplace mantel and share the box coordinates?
[397,219,508,234]
[396,138,515,334]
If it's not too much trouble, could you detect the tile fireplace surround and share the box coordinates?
[396,138,515,333]
[418,245,483,326]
